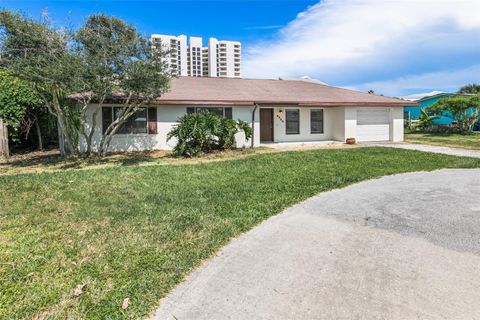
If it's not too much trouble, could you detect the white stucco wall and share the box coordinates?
[233,106,260,147]
[78,104,403,153]
[344,107,358,141]
[331,107,346,141]
[268,106,334,143]
[390,107,404,142]
[79,104,260,153]
[256,105,404,144]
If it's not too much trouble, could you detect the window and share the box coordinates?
[197,107,224,117]
[186,107,232,119]
[310,109,324,134]
[114,107,147,134]
[285,109,300,134]
[224,107,232,119]
[102,107,157,134]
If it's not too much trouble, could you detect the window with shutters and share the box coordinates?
[285,109,300,135]
[102,107,157,135]
[310,109,324,134]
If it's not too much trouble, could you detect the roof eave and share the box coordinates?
[153,100,418,107]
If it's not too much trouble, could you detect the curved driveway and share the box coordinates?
[152,169,480,320]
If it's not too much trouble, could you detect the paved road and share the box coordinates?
[152,169,480,320]
[366,142,480,158]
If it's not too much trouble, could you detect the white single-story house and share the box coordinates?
[79,77,417,153]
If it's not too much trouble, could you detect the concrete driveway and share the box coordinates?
[152,169,480,320]
[366,142,480,158]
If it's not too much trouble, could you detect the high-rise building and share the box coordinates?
[150,34,241,78]
[150,34,188,76]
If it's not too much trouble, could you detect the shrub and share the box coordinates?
[430,95,480,134]
[167,111,253,157]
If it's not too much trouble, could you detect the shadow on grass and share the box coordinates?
[1,149,169,174]
[1,148,268,175]
[1,150,63,168]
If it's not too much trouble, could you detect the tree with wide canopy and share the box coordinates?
[0,11,171,156]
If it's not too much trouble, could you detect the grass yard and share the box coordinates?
[405,132,480,150]
[0,148,267,176]
[2,147,480,319]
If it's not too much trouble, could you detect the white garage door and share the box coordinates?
[356,108,390,142]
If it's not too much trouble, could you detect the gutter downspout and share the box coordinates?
[251,103,259,148]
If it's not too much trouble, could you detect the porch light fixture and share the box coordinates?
[278,109,283,114]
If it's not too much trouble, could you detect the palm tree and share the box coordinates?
[417,108,438,130]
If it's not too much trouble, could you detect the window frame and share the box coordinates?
[310,109,324,134]
[102,106,155,135]
[285,109,300,135]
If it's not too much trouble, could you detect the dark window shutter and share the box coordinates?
[224,107,232,119]
[148,107,157,134]
[186,107,195,114]
[102,107,113,134]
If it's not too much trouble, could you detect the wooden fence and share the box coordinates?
[0,118,9,158]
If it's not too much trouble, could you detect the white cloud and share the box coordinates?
[244,25,283,30]
[354,64,480,97]
[243,0,480,95]
[402,91,446,101]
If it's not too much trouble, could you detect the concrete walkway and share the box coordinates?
[152,169,480,320]
[366,142,480,158]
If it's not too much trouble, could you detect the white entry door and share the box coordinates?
[356,108,390,141]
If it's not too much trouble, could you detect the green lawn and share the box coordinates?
[405,132,480,150]
[2,147,480,319]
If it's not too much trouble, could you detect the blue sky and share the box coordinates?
[2,0,480,98]
[1,1,315,46]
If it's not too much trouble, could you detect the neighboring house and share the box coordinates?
[404,93,455,126]
[79,77,416,153]
[404,92,480,130]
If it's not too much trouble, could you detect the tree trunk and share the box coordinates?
[98,105,137,156]
[100,133,114,157]
[80,107,100,157]
[0,119,9,158]
[51,86,76,156]
[57,120,65,155]
[34,116,43,150]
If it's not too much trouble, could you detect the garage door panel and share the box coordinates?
[357,109,389,125]
[357,109,390,141]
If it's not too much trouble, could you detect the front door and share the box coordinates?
[260,108,274,142]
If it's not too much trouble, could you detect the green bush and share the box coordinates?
[430,95,480,134]
[0,70,41,141]
[167,111,252,157]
